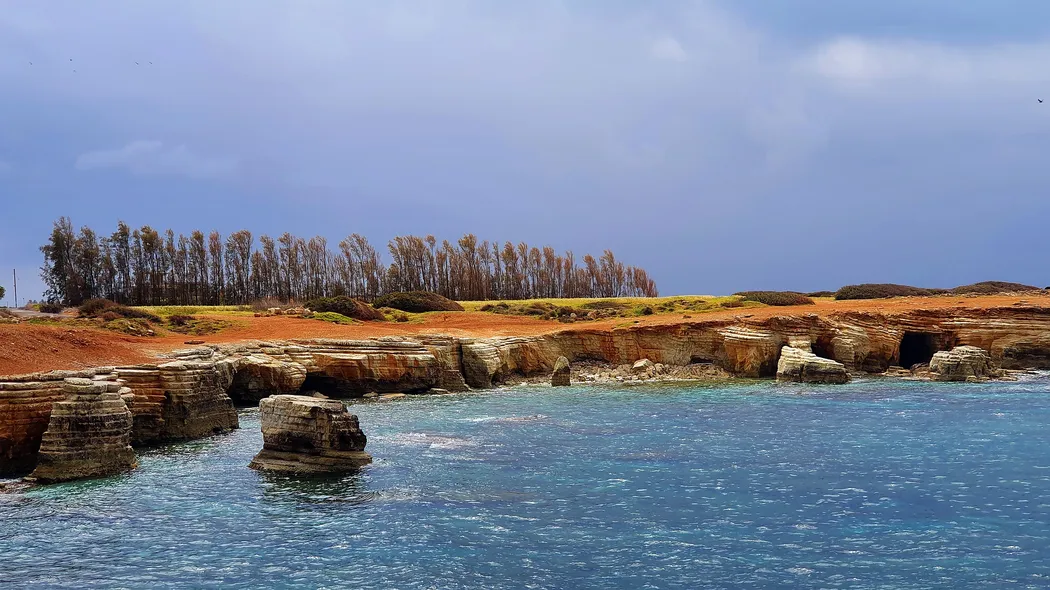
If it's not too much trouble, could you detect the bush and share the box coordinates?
[168,314,195,327]
[833,284,945,300]
[304,296,384,321]
[805,291,836,298]
[950,281,1042,295]
[734,291,815,306]
[371,291,463,313]
[100,311,121,322]
[38,302,64,313]
[309,311,357,325]
[77,298,161,322]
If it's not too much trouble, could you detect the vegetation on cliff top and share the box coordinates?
[734,291,815,306]
[835,281,1045,300]
[38,216,657,307]
[304,296,385,321]
[372,291,463,313]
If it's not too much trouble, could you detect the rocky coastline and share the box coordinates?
[5,303,1050,479]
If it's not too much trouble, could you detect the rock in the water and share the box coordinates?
[551,356,571,387]
[249,395,372,473]
[776,346,850,384]
[632,359,655,374]
[29,378,137,483]
[929,346,1000,382]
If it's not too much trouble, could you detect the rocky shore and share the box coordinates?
[5,303,1050,477]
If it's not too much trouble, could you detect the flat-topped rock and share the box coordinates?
[28,378,137,483]
[249,395,372,473]
[776,346,851,384]
[929,346,1001,382]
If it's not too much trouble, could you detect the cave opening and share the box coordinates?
[898,332,938,368]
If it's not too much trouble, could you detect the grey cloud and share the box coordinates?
[75,141,236,179]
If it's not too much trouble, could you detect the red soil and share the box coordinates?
[2,294,1048,376]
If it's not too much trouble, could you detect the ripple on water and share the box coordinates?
[5,380,1050,588]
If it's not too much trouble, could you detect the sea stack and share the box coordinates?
[551,356,571,387]
[29,378,137,483]
[929,346,1002,382]
[249,395,372,473]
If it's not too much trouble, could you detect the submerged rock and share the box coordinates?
[776,346,851,384]
[249,395,372,473]
[929,346,1001,382]
[551,356,571,387]
[29,378,137,483]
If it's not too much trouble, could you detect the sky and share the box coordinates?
[2,0,1050,303]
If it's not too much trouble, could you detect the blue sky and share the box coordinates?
[2,0,1050,302]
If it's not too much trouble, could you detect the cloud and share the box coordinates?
[650,36,687,62]
[75,141,236,179]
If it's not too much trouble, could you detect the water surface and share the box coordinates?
[3,378,1050,588]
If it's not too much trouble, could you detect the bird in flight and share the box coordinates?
[1040,99,1044,103]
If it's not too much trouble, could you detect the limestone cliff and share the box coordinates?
[7,304,1050,474]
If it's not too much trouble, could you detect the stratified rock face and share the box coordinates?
[929,346,1000,382]
[249,395,372,473]
[301,339,441,395]
[227,356,307,405]
[0,368,113,475]
[551,356,571,387]
[421,336,470,392]
[460,337,558,388]
[155,361,239,441]
[776,346,851,384]
[29,378,136,483]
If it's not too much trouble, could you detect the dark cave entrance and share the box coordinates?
[898,332,938,368]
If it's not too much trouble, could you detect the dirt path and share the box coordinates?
[3,294,1048,376]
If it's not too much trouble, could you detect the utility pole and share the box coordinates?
[12,269,17,308]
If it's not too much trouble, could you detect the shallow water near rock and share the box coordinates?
[4,377,1050,588]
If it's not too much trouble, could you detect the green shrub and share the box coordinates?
[394,312,410,323]
[78,298,161,322]
[0,285,5,301]
[38,302,64,314]
[805,291,836,298]
[734,291,815,306]
[833,284,945,300]
[372,291,464,313]
[304,296,384,321]
[309,311,357,325]
[950,281,1042,295]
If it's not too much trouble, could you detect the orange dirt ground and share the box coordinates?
[2,294,1048,376]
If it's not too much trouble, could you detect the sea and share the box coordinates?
[4,377,1050,589]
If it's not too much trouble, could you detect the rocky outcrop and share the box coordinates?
[28,378,136,483]
[929,346,1001,382]
[0,368,115,474]
[632,359,655,374]
[776,346,851,384]
[249,395,372,473]
[8,304,1050,474]
[551,356,570,387]
[227,356,307,405]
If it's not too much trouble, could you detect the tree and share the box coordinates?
[39,217,660,304]
[0,285,5,302]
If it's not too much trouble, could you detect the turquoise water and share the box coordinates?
[4,378,1050,588]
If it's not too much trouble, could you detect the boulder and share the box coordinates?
[29,378,137,483]
[249,395,372,473]
[929,346,1001,382]
[776,346,850,384]
[551,356,571,387]
[632,359,655,374]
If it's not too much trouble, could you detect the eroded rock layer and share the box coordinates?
[249,395,372,473]
[6,304,1050,473]
[28,378,136,483]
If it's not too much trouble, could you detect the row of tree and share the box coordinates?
[39,217,659,306]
